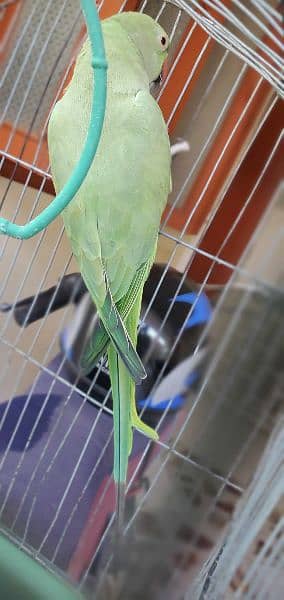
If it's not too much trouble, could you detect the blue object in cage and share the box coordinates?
[138,290,212,412]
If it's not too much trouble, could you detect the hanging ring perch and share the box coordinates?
[0,0,107,240]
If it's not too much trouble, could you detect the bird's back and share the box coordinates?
[48,19,171,304]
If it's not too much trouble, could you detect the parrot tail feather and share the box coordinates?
[130,402,159,442]
[115,481,126,539]
[108,344,132,530]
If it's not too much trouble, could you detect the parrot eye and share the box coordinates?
[160,35,168,49]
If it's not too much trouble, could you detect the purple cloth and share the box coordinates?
[0,354,171,572]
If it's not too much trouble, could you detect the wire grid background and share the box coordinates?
[0,0,283,597]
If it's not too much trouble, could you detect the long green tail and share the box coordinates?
[107,344,130,533]
[108,288,158,488]
[107,345,132,485]
[105,287,159,535]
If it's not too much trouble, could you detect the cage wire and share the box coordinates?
[0,0,283,598]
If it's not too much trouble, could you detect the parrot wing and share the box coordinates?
[61,201,146,382]
[84,267,147,382]
[80,255,154,373]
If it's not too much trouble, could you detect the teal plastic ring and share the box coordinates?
[0,0,107,239]
[92,57,108,69]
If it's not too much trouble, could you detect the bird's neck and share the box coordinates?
[103,19,149,95]
[71,29,149,99]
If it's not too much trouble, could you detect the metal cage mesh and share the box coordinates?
[0,0,283,598]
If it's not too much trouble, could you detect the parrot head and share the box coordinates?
[111,12,170,84]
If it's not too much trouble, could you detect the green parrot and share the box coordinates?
[48,12,171,501]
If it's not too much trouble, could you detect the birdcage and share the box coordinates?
[0,0,283,598]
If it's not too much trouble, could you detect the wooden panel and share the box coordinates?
[159,0,231,133]
[100,0,140,17]
[164,74,272,233]
[0,154,54,195]
[0,0,21,61]
[0,123,49,171]
[188,100,283,285]
[164,25,281,233]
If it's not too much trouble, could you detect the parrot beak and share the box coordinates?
[153,58,168,85]
[161,57,169,81]
[153,73,163,85]
[150,58,169,97]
